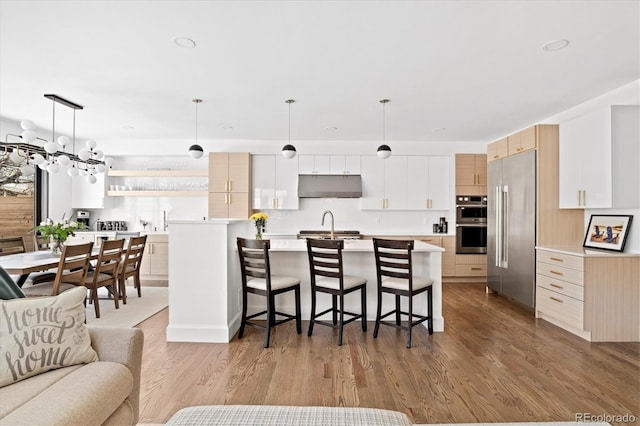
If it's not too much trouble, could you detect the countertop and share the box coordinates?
[536,245,640,257]
[268,239,444,252]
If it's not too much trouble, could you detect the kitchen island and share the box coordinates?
[167,220,444,343]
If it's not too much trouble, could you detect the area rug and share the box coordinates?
[85,286,168,328]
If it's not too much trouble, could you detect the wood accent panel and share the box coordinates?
[584,256,640,342]
[135,283,640,425]
[535,125,583,246]
[0,196,35,251]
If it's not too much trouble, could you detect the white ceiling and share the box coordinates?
[1,0,638,148]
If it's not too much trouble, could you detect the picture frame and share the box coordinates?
[583,214,633,252]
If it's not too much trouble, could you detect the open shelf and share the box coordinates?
[108,170,207,177]
[107,190,207,197]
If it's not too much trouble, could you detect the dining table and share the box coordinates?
[0,249,100,287]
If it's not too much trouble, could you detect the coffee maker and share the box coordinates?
[76,210,91,229]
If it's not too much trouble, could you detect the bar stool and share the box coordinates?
[372,238,433,348]
[237,237,302,348]
[306,238,367,346]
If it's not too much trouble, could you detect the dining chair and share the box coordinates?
[21,242,94,297]
[83,238,124,318]
[33,233,51,251]
[237,237,302,348]
[118,235,147,304]
[0,236,27,256]
[306,238,367,346]
[372,238,433,348]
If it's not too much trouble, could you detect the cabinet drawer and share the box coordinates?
[536,286,583,330]
[455,263,487,276]
[145,234,168,243]
[536,261,583,286]
[537,250,583,271]
[417,237,442,247]
[536,273,583,301]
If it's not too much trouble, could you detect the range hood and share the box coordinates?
[298,174,362,198]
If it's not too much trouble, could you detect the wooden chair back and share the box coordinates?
[237,238,271,291]
[306,238,344,285]
[121,235,147,275]
[93,238,125,280]
[373,238,414,283]
[33,234,50,251]
[51,242,94,295]
[0,236,27,256]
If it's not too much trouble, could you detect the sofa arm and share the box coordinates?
[88,327,144,424]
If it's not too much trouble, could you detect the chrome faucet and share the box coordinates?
[163,210,168,232]
[321,210,335,240]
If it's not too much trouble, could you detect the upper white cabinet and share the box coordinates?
[360,155,450,210]
[407,156,450,210]
[71,173,106,208]
[298,155,330,174]
[559,105,639,209]
[252,155,299,210]
[329,155,361,174]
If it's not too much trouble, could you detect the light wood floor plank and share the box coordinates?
[135,283,639,424]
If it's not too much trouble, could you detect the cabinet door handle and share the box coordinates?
[550,270,564,276]
[493,155,499,159]
[549,283,563,289]
[228,181,232,192]
[550,296,563,303]
[550,257,564,262]
[224,181,228,192]
[470,267,482,271]
[228,193,232,204]
[582,190,586,206]
[149,243,154,255]
[577,190,581,206]
[225,193,229,205]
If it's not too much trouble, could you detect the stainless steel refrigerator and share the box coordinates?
[487,150,536,308]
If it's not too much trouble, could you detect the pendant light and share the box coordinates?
[282,99,296,159]
[188,98,204,159]
[377,99,392,159]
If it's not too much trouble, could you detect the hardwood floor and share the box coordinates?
[136,283,639,424]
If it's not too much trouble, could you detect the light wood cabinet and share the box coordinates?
[252,155,299,210]
[455,154,487,196]
[487,138,508,162]
[507,126,537,155]
[208,153,252,219]
[441,236,456,277]
[140,234,168,281]
[455,254,487,277]
[536,247,640,342]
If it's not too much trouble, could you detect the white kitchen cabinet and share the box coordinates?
[298,155,331,174]
[407,156,450,210]
[360,156,406,210]
[71,173,106,209]
[559,105,639,209]
[329,155,361,174]
[252,155,299,210]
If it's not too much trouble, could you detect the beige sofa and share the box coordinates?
[0,327,144,426]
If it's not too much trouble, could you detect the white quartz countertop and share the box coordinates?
[268,239,444,252]
[536,245,640,257]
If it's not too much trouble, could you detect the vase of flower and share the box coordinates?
[249,212,268,241]
[36,215,84,256]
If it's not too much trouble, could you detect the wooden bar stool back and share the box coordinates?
[372,238,433,348]
[237,237,302,348]
[306,238,367,346]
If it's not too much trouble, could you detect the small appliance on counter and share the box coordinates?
[96,220,128,231]
[76,210,91,228]
[433,217,448,234]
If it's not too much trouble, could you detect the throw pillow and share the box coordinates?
[0,286,98,387]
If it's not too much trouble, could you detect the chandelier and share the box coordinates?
[1,94,111,184]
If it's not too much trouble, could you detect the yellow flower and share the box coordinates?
[249,212,268,221]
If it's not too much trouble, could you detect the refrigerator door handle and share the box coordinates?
[502,185,509,269]
[495,185,502,267]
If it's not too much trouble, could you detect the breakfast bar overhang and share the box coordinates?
[166,220,444,343]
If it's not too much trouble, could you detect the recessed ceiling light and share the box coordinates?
[433,127,446,132]
[324,126,338,131]
[122,125,135,130]
[219,125,233,130]
[542,39,569,52]
[172,36,196,48]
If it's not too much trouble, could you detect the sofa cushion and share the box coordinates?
[0,286,98,387]
[166,405,413,426]
[0,361,133,425]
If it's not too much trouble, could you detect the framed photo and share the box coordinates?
[583,214,633,252]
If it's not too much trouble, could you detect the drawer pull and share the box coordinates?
[550,296,563,303]
[550,257,564,262]
[470,267,482,271]
[549,283,564,289]
[550,270,564,276]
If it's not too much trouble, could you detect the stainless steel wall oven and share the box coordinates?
[456,195,487,254]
